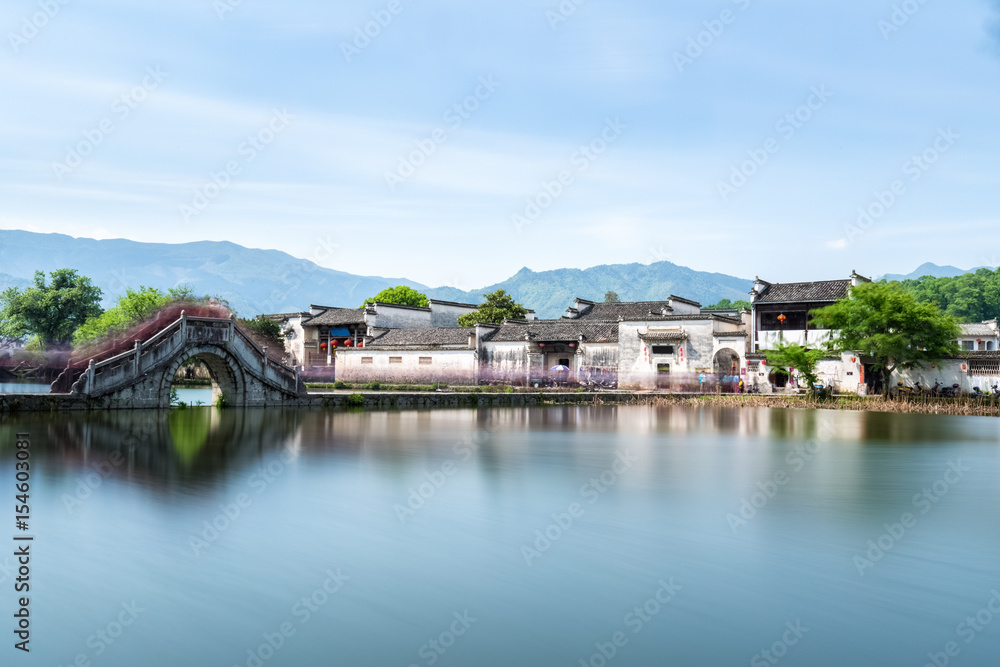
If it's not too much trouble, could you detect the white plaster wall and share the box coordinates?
[336,349,477,384]
[895,360,1000,394]
[429,302,479,327]
[367,304,432,329]
[481,341,528,383]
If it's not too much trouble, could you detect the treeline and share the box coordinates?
[891,267,1000,323]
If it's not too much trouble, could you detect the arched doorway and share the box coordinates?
[713,348,741,393]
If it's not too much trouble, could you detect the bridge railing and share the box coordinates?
[232,322,299,389]
[79,312,300,397]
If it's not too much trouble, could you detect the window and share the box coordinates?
[651,345,674,355]
[759,310,819,331]
[969,359,1000,377]
[419,357,432,365]
[361,357,373,364]
[747,361,760,373]
[963,340,975,351]
[389,357,402,364]
[558,358,570,367]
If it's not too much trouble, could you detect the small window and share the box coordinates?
[361,357,373,364]
[651,345,674,355]
[969,359,1000,376]
[389,357,402,364]
[558,358,570,367]
[963,340,975,351]
[419,357,432,365]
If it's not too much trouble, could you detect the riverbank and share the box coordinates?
[628,393,1000,417]
[5,389,1000,416]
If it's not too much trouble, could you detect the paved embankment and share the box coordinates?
[0,391,641,412]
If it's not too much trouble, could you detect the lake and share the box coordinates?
[1,405,998,666]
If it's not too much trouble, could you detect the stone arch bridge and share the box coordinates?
[70,312,305,409]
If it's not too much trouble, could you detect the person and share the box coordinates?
[738,377,744,393]
[698,372,705,393]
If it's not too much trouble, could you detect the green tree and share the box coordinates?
[0,269,103,345]
[604,291,620,303]
[239,316,285,350]
[360,285,429,308]
[705,298,751,311]
[765,340,828,397]
[812,281,961,396]
[73,285,204,345]
[457,289,528,327]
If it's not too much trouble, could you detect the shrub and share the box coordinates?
[345,393,365,407]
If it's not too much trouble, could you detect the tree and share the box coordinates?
[705,298,751,311]
[765,339,828,397]
[457,289,528,327]
[0,269,103,345]
[604,291,620,303]
[239,316,284,350]
[812,281,961,396]
[360,286,429,309]
[73,285,206,345]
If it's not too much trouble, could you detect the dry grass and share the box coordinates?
[596,393,1000,417]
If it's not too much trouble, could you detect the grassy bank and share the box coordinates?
[613,393,1000,417]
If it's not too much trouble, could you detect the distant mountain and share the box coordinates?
[0,230,753,319]
[880,262,994,282]
[425,264,751,318]
[0,230,427,316]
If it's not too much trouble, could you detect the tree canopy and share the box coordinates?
[239,316,284,350]
[604,291,620,303]
[812,281,961,395]
[765,340,827,396]
[892,267,1000,323]
[360,285,429,309]
[704,298,751,311]
[457,289,528,327]
[0,269,103,345]
[73,285,204,345]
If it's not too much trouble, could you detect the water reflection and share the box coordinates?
[1,405,999,667]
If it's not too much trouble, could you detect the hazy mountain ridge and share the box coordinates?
[879,262,994,282]
[1,230,753,318]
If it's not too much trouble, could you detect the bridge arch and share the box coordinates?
[159,344,246,409]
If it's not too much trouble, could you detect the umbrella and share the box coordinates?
[550,365,571,371]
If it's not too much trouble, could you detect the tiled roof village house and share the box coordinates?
[265,299,493,379]
[268,272,1000,394]
[747,271,871,393]
[335,295,751,390]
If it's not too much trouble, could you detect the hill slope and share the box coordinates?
[0,231,752,319]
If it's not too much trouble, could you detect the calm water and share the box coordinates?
[0,382,50,394]
[1,405,999,666]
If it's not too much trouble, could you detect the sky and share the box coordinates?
[1,0,999,290]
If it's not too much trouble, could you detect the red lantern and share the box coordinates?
[344,340,352,347]
[851,357,856,363]
[777,314,787,324]
[358,341,364,348]
[319,342,327,351]
[539,343,545,347]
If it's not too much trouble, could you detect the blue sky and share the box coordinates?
[1,0,998,289]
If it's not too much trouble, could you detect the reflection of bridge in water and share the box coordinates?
[71,312,305,409]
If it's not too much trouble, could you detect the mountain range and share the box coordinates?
[878,262,995,282]
[0,231,755,319]
[0,230,989,320]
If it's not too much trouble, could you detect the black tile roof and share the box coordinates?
[365,328,473,349]
[572,301,675,320]
[484,322,619,343]
[427,299,481,309]
[754,280,851,304]
[305,308,367,326]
